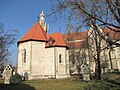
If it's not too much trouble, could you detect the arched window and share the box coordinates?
[23,49,26,63]
[59,54,62,63]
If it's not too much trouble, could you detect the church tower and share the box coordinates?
[39,11,48,33]
[17,11,70,80]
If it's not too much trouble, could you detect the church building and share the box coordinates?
[17,11,70,80]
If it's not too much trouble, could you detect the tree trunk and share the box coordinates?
[108,49,113,70]
[96,50,101,80]
[94,27,101,80]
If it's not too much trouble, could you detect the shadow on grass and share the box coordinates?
[107,80,120,86]
[106,77,120,87]
[0,83,36,90]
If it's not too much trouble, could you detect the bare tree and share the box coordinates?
[0,23,17,65]
[89,23,102,79]
[50,0,120,44]
[50,0,120,80]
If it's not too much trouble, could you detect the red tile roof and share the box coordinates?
[103,28,120,40]
[18,22,119,49]
[18,22,47,43]
[63,31,88,42]
[63,27,120,49]
[18,22,68,48]
[63,31,88,49]
[46,32,68,48]
[68,40,88,49]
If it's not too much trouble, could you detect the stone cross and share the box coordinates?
[3,65,12,84]
[81,64,91,81]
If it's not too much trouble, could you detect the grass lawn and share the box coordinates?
[0,73,120,90]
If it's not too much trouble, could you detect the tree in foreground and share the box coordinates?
[50,0,120,80]
[0,23,17,65]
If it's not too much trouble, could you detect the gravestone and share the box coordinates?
[3,65,12,84]
[81,64,90,81]
[23,72,28,80]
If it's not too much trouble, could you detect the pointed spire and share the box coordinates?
[39,11,48,33]
[40,11,45,24]
[40,10,45,17]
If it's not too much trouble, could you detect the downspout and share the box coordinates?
[54,47,56,78]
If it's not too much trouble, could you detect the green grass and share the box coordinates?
[23,78,86,90]
[0,73,120,90]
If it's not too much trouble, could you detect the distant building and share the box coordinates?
[63,27,120,74]
[88,27,120,73]
[63,31,89,74]
[17,11,70,80]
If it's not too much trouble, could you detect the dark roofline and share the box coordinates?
[45,45,69,49]
[17,39,47,46]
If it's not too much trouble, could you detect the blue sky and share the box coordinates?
[0,0,67,66]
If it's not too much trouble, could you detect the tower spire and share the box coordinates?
[39,11,48,33]
[40,10,44,17]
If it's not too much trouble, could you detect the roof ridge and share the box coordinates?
[31,23,38,39]
[18,22,47,43]
[55,32,61,46]
[40,24,47,39]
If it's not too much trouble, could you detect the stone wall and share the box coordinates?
[17,41,70,80]
[31,41,46,75]
[17,41,32,75]
[55,47,70,78]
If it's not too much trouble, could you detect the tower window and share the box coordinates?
[59,54,62,63]
[23,49,26,63]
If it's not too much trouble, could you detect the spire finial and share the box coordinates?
[40,10,44,17]
[40,10,45,22]
[39,11,48,33]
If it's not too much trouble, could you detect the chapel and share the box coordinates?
[17,11,70,80]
